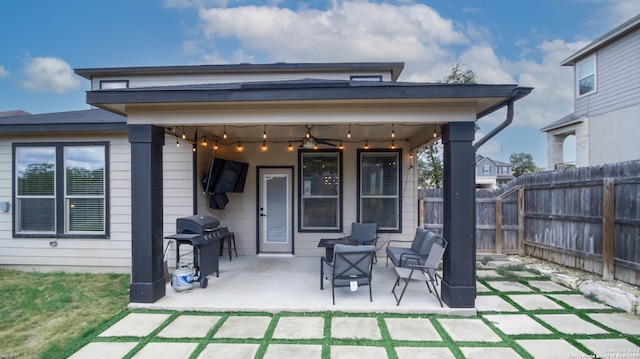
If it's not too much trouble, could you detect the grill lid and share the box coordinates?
[176,215,220,234]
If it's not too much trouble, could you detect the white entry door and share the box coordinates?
[258,167,293,254]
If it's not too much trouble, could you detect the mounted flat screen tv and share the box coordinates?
[203,157,249,193]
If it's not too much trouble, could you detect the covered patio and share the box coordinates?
[130,255,476,315]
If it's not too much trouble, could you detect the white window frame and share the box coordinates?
[482,165,491,174]
[576,54,597,97]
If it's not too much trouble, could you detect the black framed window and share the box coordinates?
[358,149,401,232]
[13,142,109,238]
[298,150,342,232]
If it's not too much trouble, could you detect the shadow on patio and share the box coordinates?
[129,255,476,316]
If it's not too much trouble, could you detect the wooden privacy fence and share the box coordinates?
[421,160,640,286]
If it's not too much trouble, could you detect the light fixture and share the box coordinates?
[192,143,196,152]
[262,141,267,150]
[288,141,293,151]
[433,125,437,138]
[347,124,351,138]
[391,140,395,149]
[391,124,395,138]
[182,126,186,140]
[202,137,208,147]
[339,141,344,150]
[237,141,242,150]
[223,126,227,139]
[263,125,267,139]
[213,139,218,150]
[176,139,180,147]
[306,126,311,139]
[364,140,369,149]
[302,137,317,149]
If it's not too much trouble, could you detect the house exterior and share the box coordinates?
[542,14,640,170]
[475,154,514,189]
[1,61,532,308]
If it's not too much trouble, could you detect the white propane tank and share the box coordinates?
[171,262,194,292]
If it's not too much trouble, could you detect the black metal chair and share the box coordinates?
[392,236,448,307]
[320,244,376,305]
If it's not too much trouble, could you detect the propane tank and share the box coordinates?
[171,262,194,292]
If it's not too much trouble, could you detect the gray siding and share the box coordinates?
[575,29,640,116]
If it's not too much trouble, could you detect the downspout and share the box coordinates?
[473,99,514,152]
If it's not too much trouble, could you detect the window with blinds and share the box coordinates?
[299,150,342,231]
[14,143,108,238]
[359,150,401,231]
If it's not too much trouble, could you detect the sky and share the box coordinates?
[2,0,640,167]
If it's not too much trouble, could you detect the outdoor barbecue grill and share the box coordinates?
[164,215,230,288]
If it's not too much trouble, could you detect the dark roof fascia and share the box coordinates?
[561,14,640,66]
[75,62,406,82]
[0,109,127,133]
[86,82,533,110]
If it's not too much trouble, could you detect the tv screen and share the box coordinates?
[203,157,249,193]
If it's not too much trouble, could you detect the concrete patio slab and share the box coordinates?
[549,294,611,309]
[157,315,221,338]
[132,342,198,359]
[272,316,325,339]
[263,344,323,359]
[67,342,138,359]
[459,347,524,359]
[331,345,388,359]
[331,317,382,340]
[576,339,640,358]
[98,313,171,337]
[586,313,640,335]
[476,281,492,292]
[196,343,259,359]
[526,280,571,292]
[484,314,553,335]
[516,339,586,359]
[476,270,504,278]
[475,295,519,312]
[486,281,534,292]
[437,318,502,342]
[395,347,455,359]
[507,294,564,310]
[213,316,271,339]
[384,317,442,341]
[535,314,610,334]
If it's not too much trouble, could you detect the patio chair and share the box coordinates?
[320,244,376,305]
[392,236,448,307]
[340,222,379,262]
[385,227,436,267]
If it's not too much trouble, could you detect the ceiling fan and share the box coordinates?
[300,125,339,148]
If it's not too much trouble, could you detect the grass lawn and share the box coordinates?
[0,269,130,359]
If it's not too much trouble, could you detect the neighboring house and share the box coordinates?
[0,61,532,308]
[541,14,640,170]
[475,155,514,189]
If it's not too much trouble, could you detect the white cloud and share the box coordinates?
[0,65,9,77]
[21,56,80,93]
[607,0,640,25]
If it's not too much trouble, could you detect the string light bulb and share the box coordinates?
[391,124,395,138]
[364,140,369,149]
[347,124,351,138]
[262,141,267,151]
[192,143,196,152]
[288,141,293,151]
[223,126,227,139]
[237,141,242,150]
[339,141,344,150]
[391,140,395,149]
[263,125,267,139]
[306,127,311,139]
[181,127,186,140]
[433,125,437,138]
[213,139,218,150]
[176,139,180,147]
[202,137,208,147]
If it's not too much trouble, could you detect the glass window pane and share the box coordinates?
[301,153,339,196]
[302,198,338,227]
[67,198,105,232]
[579,75,594,95]
[361,153,398,196]
[17,198,55,233]
[16,147,55,196]
[65,146,105,196]
[362,198,397,228]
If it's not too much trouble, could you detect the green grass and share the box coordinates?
[0,269,130,359]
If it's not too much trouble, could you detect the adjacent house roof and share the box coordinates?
[75,62,406,82]
[0,108,126,133]
[540,113,584,132]
[475,154,511,167]
[561,14,640,66]
[0,110,31,117]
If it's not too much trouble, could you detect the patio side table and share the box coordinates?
[317,238,358,262]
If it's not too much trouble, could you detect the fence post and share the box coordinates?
[602,178,615,281]
[495,197,502,254]
[518,186,525,256]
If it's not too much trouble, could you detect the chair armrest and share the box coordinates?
[386,239,413,247]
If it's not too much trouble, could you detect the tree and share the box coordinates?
[418,63,477,188]
[509,152,537,177]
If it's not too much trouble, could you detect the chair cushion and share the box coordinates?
[349,222,377,245]
[418,231,437,256]
[409,227,429,253]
